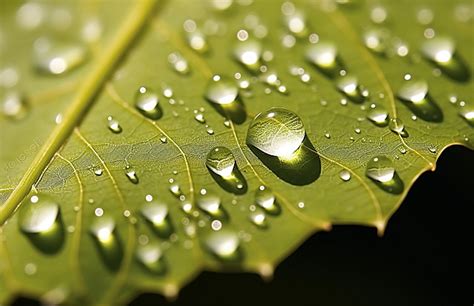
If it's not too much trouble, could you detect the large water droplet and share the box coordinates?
[136,243,165,274]
[247,108,305,157]
[205,75,238,105]
[367,107,389,127]
[1,91,28,120]
[35,43,87,75]
[19,195,59,234]
[397,80,443,122]
[233,40,262,73]
[336,75,366,103]
[141,201,172,238]
[305,42,340,77]
[107,116,122,133]
[135,86,162,120]
[365,155,403,194]
[204,231,240,260]
[421,37,470,82]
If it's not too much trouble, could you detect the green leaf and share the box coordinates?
[0,0,472,305]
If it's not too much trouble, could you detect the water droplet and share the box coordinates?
[339,169,351,181]
[1,91,28,120]
[197,192,225,218]
[160,136,167,143]
[249,211,267,227]
[169,182,182,198]
[136,243,164,273]
[389,118,408,137]
[16,2,44,30]
[397,80,443,122]
[93,167,103,176]
[428,146,437,153]
[255,186,280,214]
[206,147,235,177]
[367,107,389,127]
[336,75,365,103]
[305,42,339,77]
[90,216,115,244]
[459,101,474,126]
[186,30,208,53]
[107,116,122,133]
[363,29,388,55]
[211,220,223,231]
[204,231,240,260]
[135,86,162,120]
[125,166,139,184]
[168,52,189,75]
[24,263,37,276]
[247,108,305,157]
[205,75,238,105]
[370,5,388,24]
[35,43,87,75]
[194,113,206,123]
[233,40,262,73]
[421,37,470,82]
[283,9,308,37]
[141,201,172,237]
[366,156,395,183]
[19,195,59,233]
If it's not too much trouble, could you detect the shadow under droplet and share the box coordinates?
[22,213,65,255]
[208,97,247,124]
[398,94,443,123]
[91,231,124,271]
[208,167,248,195]
[249,136,321,186]
[369,172,404,195]
[432,53,471,83]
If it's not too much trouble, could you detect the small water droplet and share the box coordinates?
[336,75,366,103]
[255,186,279,214]
[367,107,389,127]
[233,39,262,72]
[194,113,206,123]
[168,52,189,75]
[205,75,238,105]
[160,136,167,143]
[458,101,474,126]
[19,194,59,233]
[370,5,388,24]
[339,169,351,181]
[389,118,407,137]
[249,211,267,227]
[186,30,208,53]
[107,116,122,133]
[428,145,437,153]
[305,41,339,77]
[366,156,395,183]
[1,91,28,120]
[246,108,305,157]
[169,182,182,197]
[93,167,103,176]
[197,192,224,218]
[135,86,162,120]
[136,243,164,273]
[204,231,240,260]
[35,43,87,75]
[125,166,139,184]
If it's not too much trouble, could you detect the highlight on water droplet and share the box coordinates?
[141,201,173,238]
[336,75,366,103]
[365,155,403,194]
[305,41,341,77]
[136,243,165,274]
[89,215,123,270]
[197,191,226,219]
[19,194,60,234]
[249,210,267,228]
[458,101,474,126]
[420,37,470,82]
[205,75,238,105]
[34,43,87,75]
[396,80,443,122]
[246,107,305,157]
[363,29,388,55]
[204,230,240,260]
[367,107,389,127]
[233,39,262,73]
[135,86,162,120]
[107,116,122,133]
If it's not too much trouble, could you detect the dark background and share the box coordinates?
[13,146,473,306]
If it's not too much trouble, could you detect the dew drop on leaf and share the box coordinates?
[90,216,115,244]
[249,210,267,228]
[205,75,238,105]
[168,52,189,75]
[365,155,395,183]
[339,169,351,182]
[125,166,139,184]
[34,43,87,75]
[335,75,366,103]
[204,231,240,260]
[389,118,407,137]
[363,29,388,55]
[206,146,235,177]
[136,243,164,274]
[255,185,279,214]
[246,107,305,157]
[233,39,262,73]
[197,191,224,218]
[1,91,28,120]
[107,116,122,133]
[19,195,59,234]
[135,86,162,120]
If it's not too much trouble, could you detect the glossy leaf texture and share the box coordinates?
[0,0,473,305]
